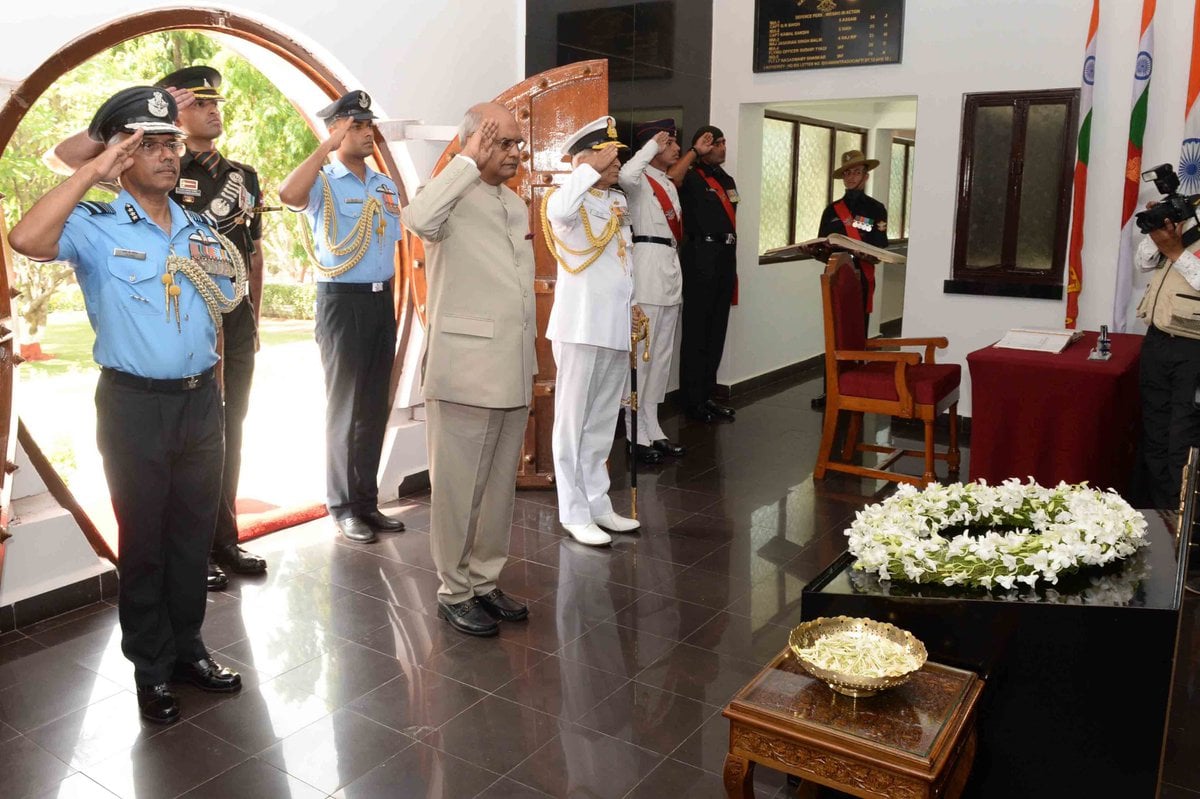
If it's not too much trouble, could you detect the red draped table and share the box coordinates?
[966,331,1142,494]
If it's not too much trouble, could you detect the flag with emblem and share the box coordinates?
[1065,0,1099,329]
[1113,0,1156,332]
[1179,2,1200,196]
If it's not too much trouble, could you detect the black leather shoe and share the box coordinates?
[337,517,377,543]
[361,509,405,532]
[437,597,499,636]
[476,588,529,622]
[212,544,267,575]
[705,399,736,419]
[652,439,686,457]
[136,683,180,724]
[686,404,715,423]
[630,443,663,464]
[810,394,826,410]
[207,561,229,592]
[172,656,242,693]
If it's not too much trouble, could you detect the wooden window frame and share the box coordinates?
[891,137,914,243]
[946,89,1079,299]
[759,112,867,260]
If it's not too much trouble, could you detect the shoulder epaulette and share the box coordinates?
[77,201,114,216]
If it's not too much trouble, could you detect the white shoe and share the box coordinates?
[562,523,612,547]
[593,512,640,532]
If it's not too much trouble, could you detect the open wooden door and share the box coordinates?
[403,59,610,488]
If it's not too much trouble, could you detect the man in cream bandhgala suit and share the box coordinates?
[545,116,644,547]
[403,103,537,637]
[619,119,687,464]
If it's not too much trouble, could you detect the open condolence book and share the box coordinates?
[761,234,907,264]
[993,328,1084,353]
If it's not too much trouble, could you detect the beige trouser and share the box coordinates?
[427,399,529,604]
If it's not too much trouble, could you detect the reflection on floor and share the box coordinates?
[1,372,1197,798]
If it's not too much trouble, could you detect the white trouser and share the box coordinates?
[552,341,627,525]
[624,302,680,446]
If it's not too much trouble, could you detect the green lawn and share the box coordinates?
[22,312,314,378]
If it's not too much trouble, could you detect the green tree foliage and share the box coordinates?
[0,30,319,337]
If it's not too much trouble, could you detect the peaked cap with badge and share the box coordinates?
[316,90,378,123]
[633,118,677,147]
[562,115,628,158]
[832,149,880,179]
[88,86,184,143]
[155,65,225,101]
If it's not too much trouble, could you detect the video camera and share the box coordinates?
[1134,164,1200,234]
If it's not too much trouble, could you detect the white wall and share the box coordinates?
[712,0,1193,414]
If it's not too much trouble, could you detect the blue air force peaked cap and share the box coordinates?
[316,91,377,123]
[87,86,184,143]
[155,65,224,100]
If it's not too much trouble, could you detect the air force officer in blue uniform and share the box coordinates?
[8,87,243,724]
[279,91,405,545]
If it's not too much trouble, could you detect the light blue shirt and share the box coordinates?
[301,159,402,284]
[55,191,233,379]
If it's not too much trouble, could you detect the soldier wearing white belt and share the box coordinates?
[545,116,644,546]
[619,118,686,464]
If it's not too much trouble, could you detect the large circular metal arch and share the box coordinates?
[0,6,414,564]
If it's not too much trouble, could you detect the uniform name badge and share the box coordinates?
[726,188,740,204]
[175,178,202,198]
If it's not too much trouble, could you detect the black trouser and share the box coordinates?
[1131,325,1200,509]
[96,371,223,686]
[212,300,256,551]
[314,284,397,520]
[680,239,737,408]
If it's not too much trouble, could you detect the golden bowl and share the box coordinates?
[788,616,927,698]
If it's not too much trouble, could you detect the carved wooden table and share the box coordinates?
[722,649,982,798]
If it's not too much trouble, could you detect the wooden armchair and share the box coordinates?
[814,254,961,487]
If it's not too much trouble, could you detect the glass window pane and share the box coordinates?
[831,130,865,199]
[1015,103,1068,271]
[905,145,915,239]
[889,142,906,236]
[759,118,795,254]
[964,105,1014,269]
[795,124,832,240]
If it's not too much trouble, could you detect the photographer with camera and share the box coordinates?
[1132,164,1200,509]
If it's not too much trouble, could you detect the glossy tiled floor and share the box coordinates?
[2,373,1198,798]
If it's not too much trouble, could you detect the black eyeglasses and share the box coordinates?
[139,140,186,157]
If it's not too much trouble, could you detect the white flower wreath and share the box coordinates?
[846,480,1150,590]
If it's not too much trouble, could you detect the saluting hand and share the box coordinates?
[692,131,715,156]
[461,117,498,165]
[325,116,354,150]
[651,131,672,150]
[165,86,197,118]
[573,145,619,174]
[91,129,143,183]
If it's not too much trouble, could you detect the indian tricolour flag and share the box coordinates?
[1065,0,1099,329]
[1113,0,1156,333]
[1179,2,1200,195]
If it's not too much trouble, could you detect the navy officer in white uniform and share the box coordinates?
[8,86,246,724]
[545,116,644,546]
[279,91,405,544]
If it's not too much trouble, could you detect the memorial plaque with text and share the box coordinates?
[754,0,904,73]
